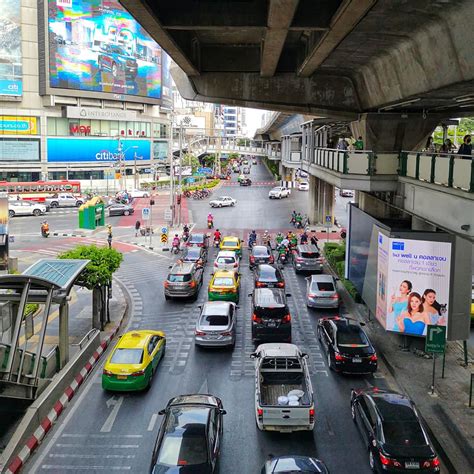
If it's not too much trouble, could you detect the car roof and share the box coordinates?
[222,236,239,242]
[185,246,201,254]
[257,264,279,274]
[170,262,195,274]
[117,331,154,348]
[213,269,235,278]
[256,343,301,357]
[190,233,205,239]
[369,392,418,422]
[202,301,232,315]
[168,393,220,408]
[297,244,319,253]
[329,317,363,332]
[310,274,334,283]
[253,245,268,252]
[217,250,237,257]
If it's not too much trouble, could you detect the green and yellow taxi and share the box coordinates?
[102,330,166,392]
[220,236,242,257]
[208,269,240,303]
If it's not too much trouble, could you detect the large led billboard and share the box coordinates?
[0,1,22,97]
[47,0,162,100]
[376,234,452,337]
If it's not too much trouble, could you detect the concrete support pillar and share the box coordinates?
[58,303,69,368]
[308,174,319,225]
[411,216,437,232]
[308,176,334,225]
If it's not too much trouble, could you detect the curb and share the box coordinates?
[132,242,170,252]
[5,280,129,474]
[51,232,87,238]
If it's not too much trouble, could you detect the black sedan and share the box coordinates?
[254,264,285,289]
[187,233,209,248]
[317,317,377,374]
[150,394,226,473]
[182,246,207,264]
[108,203,134,216]
[351,389,440,473]
[249,245,274,268]
[239,177,252,186]
[261,456,329,473]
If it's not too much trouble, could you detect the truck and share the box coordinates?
[251,343,315,432]
[46,193,84,208]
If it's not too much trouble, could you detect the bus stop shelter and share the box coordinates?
[0,259,88,401]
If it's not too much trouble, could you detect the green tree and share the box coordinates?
[433,117,474,147]
[58,245,123,330]
[182,153,200,173]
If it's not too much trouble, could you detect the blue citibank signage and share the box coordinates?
[47,138,151,163]
[0,80,23,97]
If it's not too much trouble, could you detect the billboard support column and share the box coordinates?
[177,125,183,227]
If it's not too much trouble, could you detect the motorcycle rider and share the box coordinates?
[275,232,283,246]
[295,213,303,229]
[172,234,180,252]
[300,231,308,244]
[207,213,214,229]
[41,220,49,237]
[183,224,190,241]
[262,230,271,248]
[277,237,290,263]
[290,210,297,226]
[213,228,222,246]
[248,230,257,248]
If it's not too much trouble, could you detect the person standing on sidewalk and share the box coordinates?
[458,134,472,156]
[135,219,141,237]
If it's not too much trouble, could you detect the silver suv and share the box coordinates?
[292,244,323,274]
[164,262,204,300]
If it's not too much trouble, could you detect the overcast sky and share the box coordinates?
[243,108,268,137]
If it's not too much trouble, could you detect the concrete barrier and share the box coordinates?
[0,330,100,473]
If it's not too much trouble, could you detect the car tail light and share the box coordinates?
[189,281,196,288]
[103,369,113,376]
[281,314,291,323]
[252,313,262,324]
[277,282,285,288]
[164,281,170,288]
[195,330,206,336]
[334,352,346,361]
[370,353,378,362]
[257,408,263,420]
[221,331,232,336]
[269,256,274,263]
[295,257,304,263]
[130,370,145,377]
[309,408,315,423]
[250,256,255,263]
[308,293,316,298]
[423,457,440,468]
[332,294,339,299]
[379,452,402,468]
[256,281,265,288]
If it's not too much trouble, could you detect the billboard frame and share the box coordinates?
[37,0,163,106]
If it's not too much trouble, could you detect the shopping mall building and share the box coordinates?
[0,0,172,183]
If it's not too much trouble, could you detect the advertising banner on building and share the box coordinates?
[153,141,168,160]
[47,0,162,100]
[0,139,41,161]
[0,117,38,135]
[0,1,22,97]
[47,138,151,162]
[376,233,451,337]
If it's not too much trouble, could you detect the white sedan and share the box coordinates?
[209,196,237,208]
[213,251,240,271]
[129,189,150,198]
[8,200,47,217]
[268,186,291,199]
[298,181,309,191]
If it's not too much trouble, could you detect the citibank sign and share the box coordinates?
[47,138,150,163]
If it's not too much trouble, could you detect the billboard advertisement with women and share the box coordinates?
[376,233,452,337]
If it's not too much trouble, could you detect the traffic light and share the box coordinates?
[177,195,181,205]
[150,199,155,206]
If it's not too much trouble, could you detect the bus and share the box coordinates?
[0,180,82,203]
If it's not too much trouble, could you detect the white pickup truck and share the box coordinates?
[46,193,84,208]
[251,343,315,432]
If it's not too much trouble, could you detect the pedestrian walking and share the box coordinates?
[135,220,141,237]
[424,136,437,153]
[337,138,348,150]
[354,136,364,150]
[458,134,472,156]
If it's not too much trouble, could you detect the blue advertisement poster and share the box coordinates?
[47,138,151,162]
[0,1,22,97]
[48,0,162,100]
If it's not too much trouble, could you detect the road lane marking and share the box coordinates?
[100,396,124,432]
[147,413,158,432]
[40,466,131,470]
[61,434,143,438]
[55,443,140,448]
[48,453,135,459]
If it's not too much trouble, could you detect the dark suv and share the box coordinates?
[164,262,203,300]
[351,389,440,473]
[250,287,292,343]
[98,44,138,79]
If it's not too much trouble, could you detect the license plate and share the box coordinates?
[207,335,219,339]
[405,462,420,469]
[352,358,362,363]
[117,375,127,380]
[267,321,276,328]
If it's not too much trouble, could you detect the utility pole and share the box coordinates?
[178,124,183,227]
[169,121,175,227]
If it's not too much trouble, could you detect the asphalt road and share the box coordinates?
[22,162,391,474]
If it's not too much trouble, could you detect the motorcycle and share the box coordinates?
[171,240,180,254]
[41,228,49,238]
[214,237,221,248]
[248,238,256,249]
[207,220,214,229]
[182,231,189,242]
[278,250,288,265]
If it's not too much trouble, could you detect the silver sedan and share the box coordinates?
[194,301,236,348]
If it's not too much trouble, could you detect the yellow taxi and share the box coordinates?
[102,330,166,391]
[208,269,240,303]
[220,236,242,257]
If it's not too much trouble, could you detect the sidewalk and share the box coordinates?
[338,282,474,473]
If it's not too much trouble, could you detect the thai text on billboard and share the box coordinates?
[48,0,162,100]
[376,233,451,337]
[0,1,22,97]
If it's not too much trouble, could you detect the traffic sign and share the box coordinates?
[425,325,446,354]
[142,208,151,221]
[164,209,172,221]
[325,215,332,224]
[161,227,168,234]
[161,233,168,243]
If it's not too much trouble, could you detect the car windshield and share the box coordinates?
[253,247,269,256]
[201,315,229,326]
[256,306,288,319]
[259,268,279,281]
[190,235,204,243]
[223,241,238,248]
[109,45,126,55]
[337,327,369,347]
[213,277,234,286]
[382,421,427,447]
[301,251,319,258]
[169,274,192,282]
[157,433,208,467]
[217,257,235,264]
[315,282,334,291]
[185,249,200,259]
[110,348,144,364]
